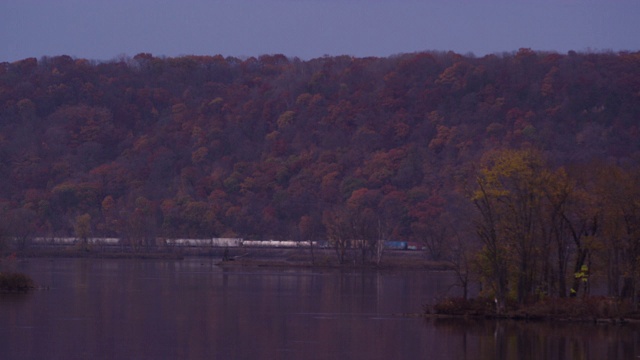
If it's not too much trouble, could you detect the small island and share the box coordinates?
[0,271,34,293]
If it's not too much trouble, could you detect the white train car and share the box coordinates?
[166,238,243,247]
[31,237,77,245]
[242,240,314,248]
[88,238,120,245]
[211,238,243,247]
[31,237,121,245]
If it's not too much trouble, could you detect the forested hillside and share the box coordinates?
[1,49,639,250]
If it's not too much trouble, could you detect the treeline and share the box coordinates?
[472,149,640,307]
[0,50,639,282]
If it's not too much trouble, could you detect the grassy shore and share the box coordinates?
[426,296,640,323]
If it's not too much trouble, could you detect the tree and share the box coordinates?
[408,192,447,261]
[447,232,478,300]
[346,188,382,264]
[298,214,322,265]
[4,208,37,251]
[99,195,119,237]
[540,167,575,298]
[595,164,640,307]
[560,170,598,299]
[322,208,353,265]
[124,197,159,252]
[74,213,92,250]
[472,149,551,307]
[473,177,510,312]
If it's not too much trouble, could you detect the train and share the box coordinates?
[26,237,418,250]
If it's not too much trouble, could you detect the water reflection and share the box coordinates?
[429,318,640,360]
[0,258,638,359]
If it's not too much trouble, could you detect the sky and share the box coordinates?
[1,0,639,62]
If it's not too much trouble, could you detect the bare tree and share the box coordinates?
[74,213,92,250]
[323,209,353,264]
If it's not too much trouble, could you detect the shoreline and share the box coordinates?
[425,296,640,324]
[422,312,640,324]
[8,246,452,270]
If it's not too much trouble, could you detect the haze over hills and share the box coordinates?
[0,50,639,247]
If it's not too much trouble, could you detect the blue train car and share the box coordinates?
[384,241,408,250]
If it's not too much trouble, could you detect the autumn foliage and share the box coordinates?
[0,50,640,291]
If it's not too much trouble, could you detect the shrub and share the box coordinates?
[0,272,35,292]
[430,296,635,320]
[431,297,497,316]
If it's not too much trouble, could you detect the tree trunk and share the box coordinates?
[569,249,588,297]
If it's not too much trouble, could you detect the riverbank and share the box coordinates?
[426,296,640,323]
[215,247,452,270]
[10,246,450,270]
[13,248,184,260]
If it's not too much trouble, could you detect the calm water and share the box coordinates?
[1,258,638,359]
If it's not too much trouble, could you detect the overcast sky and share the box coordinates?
[2,0,639,62]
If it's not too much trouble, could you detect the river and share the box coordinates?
[1,258,638,359]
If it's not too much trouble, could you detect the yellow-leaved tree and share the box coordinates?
[472,149,552,309]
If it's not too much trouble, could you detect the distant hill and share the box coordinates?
[1,49,639,246]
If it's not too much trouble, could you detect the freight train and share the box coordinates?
[27,237,416,250]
